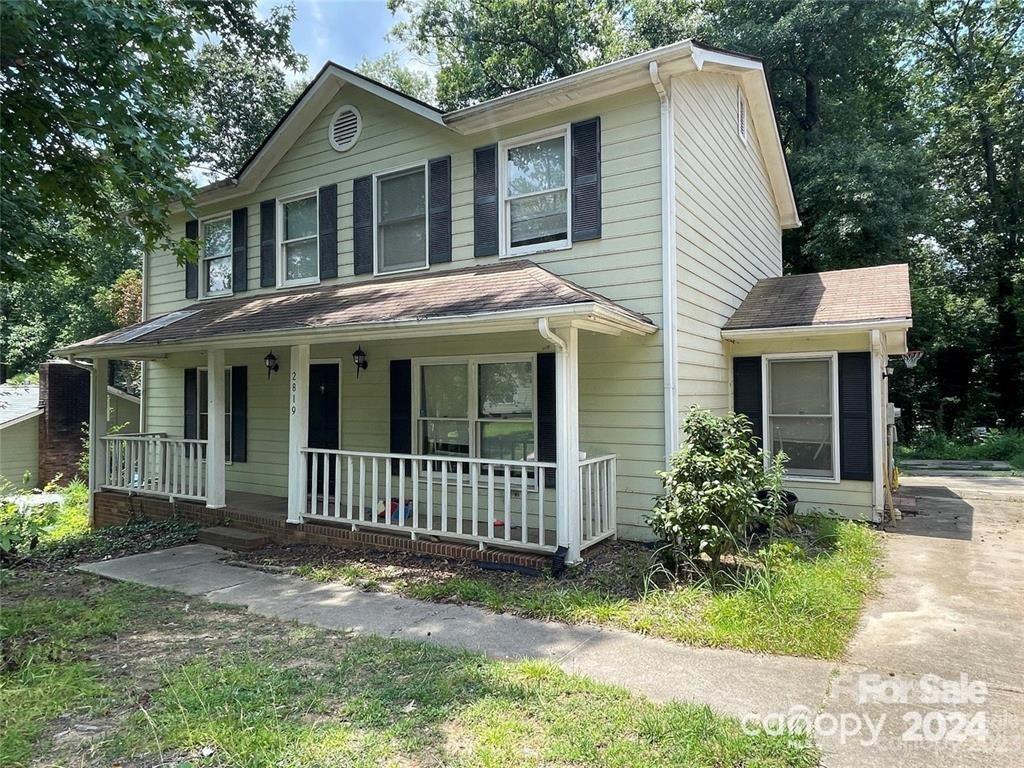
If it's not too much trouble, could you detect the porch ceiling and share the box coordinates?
[57,261,656,358]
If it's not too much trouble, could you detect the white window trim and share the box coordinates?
[196,366,233,465]
[761,351,840,483]
[277,190,320,288]
[411,353,539,470]
[199,212,233,299]
[498,124,572,258]
[372,160,431,277]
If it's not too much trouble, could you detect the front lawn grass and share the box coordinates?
[1,571,818,767]
[285,516,881,659]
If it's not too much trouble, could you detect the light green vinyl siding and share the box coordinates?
[672,73,783,430]
[0,416,40,490]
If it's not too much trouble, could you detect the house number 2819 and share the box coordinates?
[290,371,297,415]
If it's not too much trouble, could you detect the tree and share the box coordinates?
[1,0,303,277]
[911,0,1023,426]
[387,0,627,110]
[190,43,307,180]
[357,52,436,104]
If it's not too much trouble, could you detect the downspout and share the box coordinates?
[650,61,679,462]
[870,329,887,523]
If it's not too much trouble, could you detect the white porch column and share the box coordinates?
[206,348,226,509]
[287,344,310,524]
[553,325,582,563]
[87,357,109,525]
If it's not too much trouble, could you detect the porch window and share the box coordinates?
[197,368,232,461]
[501,128,570,255]
[765,355,837,480]
[279,192,319,285]
[376,165,427,274]
[200,215,232,296]
[416,357,536,462]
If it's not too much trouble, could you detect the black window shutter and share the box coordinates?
[536,352,557,488]
[231,365,247,463]
[390,360,412,457]
[231,207,248,293]
[571,117,602,242]
[184,219,199,299]
[259,199,276,287]
[732,356,764,448]
[353,176,373,275]
[428,156,452,264]
[473,144,498,257]
[839,352,873,481]
[318,184,338,279]
[184,368,198,439]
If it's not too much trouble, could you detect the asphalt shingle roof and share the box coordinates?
[71,260,655,349]
[0,385,41,428]
[724,264,912,331]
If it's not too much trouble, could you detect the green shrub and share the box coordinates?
[649,408,785,574]
[899,428,1024,469]
[0,483,59,560]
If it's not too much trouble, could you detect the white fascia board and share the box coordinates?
[0,408,43,430]
[57,303,657,358]
[722,319,912,341]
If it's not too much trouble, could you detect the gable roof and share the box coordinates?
[723,264,912,333]
[58,261,656,356]
[192,41,799,228]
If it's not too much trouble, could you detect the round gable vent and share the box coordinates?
[329,105,362,152]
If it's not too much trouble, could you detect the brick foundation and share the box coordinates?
[93,490,552,571]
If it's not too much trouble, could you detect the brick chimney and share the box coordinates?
[37,361,91,485]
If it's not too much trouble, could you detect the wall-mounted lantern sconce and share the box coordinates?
[264,351,279,380]
[352,346,368,378]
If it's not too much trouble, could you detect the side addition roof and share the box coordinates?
[0,384,42,429]
[724,264,912,333]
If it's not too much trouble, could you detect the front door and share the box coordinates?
[307,363,340,495]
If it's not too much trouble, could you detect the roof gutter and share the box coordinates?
[722,319,912,340]
[650,61,679,462]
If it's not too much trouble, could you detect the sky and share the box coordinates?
[259,0,435,79]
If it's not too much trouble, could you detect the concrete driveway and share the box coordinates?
[817,476,1024,767]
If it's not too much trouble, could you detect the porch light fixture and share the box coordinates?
[352,346,368,378]
[264,351,279,380]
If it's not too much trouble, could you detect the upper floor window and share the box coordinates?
[501,127,570,256]
[376,164,427,274]
[201,215,232,297]
[279,192,319,286]
[765,354,838,481]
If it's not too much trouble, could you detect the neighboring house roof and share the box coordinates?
[724,264,912,332]
[59,261,657,355]
[0,384,42,429]
[189,40,799,229]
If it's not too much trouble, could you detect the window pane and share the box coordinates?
[769,415,833,476]
[510,190,567,247]
[284,196,317,240]
[507,136,565,196]
[203,218,231,259]
[480,422,534,462]
[206,255,232,293]
[284,239,318,281]
[420,365,467,418]
[199,414,209,441]
[379,168,425,223]
[769,359,831,415]
[422,419,469,457]
[479,362,532,418]
[379,218,426,272]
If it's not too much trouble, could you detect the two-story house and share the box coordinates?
[60,40,913,566]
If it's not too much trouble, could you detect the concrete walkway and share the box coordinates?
[79,475,1024,766]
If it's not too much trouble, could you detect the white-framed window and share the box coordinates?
[414,355,536,464]
[499,126,571,257]
[763,353,839,481]
[737,85,748,144]
[200,214,233,297]
[278,191,319,286]
[374,163,428,274]
[196,367,232,462]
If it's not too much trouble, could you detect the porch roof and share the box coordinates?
[723,264,912,334]
[59,261,656,356]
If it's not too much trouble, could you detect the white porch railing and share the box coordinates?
[101,434,208,502]
[579,454,617,548]
[300,449,558,553]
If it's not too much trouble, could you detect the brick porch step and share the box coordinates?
[197,526,268,551]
